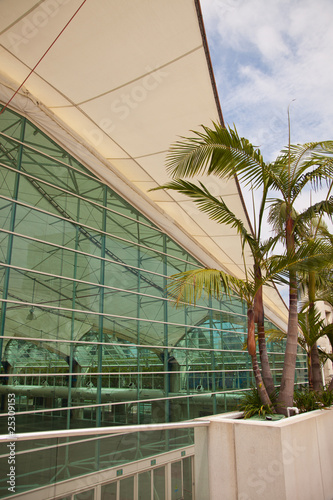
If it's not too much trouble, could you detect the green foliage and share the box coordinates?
[319,386,333,407]
[166,268,254,306]
[294,388,321,412]
[239,387,277,419]
[294,387,333,413]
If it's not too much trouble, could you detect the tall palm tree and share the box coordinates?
[155,122,333,413]
[298,310,325,390]
[298,220,333,390]
[267,148,333,410]
[307,263,333,391]
[154,125,277,396]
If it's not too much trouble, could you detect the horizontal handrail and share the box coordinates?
[0,420,210,443]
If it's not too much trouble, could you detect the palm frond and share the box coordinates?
[296,197,333,226]
[265,329,286,343]
[268,142,333,205]
[151,178,257,251]
[264,241,333,287]
[165,123,270,190]
[166,268,253,306]
[298,310,325,347]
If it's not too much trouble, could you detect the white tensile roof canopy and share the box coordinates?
[0,0,288,330]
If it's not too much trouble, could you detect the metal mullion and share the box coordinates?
[96,185,107,429]
[133,473,138,500]
[137,215,141,426]
[151,468,154,500]
[67,202,81,430]
[163,234,169,428]
[117,479,120,500]
[185,308,190,420]
[209,296,217,415]
[181,458,184,499]
[0,367,254,379]
[166,461,171,500]
[0,116,26,361]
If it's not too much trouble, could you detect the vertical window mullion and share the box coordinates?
[0,116,26,359]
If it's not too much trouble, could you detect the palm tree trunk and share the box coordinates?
[308,271,323,391]
[328,376,333,392]
[254,264,275,396]
[257,323,276,395]
[310,343,323,391]
[277,216,298,415]
[248,308,273,408]
[307,351,313,389]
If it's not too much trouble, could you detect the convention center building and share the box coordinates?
[0,1,307,498]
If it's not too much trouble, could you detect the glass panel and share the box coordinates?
[171,461,182,500]
[138,470,151,500]
[183,457,193,500]
[0,107,24,140]
[0,135,21,167]
[153,466,165,500]
[0,197,14,233]
[0,165,17,198]
[101,481,117,499]
[119,475,134,499]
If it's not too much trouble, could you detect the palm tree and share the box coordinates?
[298,220,333,390]
[267,147,333,411]
[154,125,277,396]
[307,264,333,391]
[298,310,325,390]
[155,122,333,413]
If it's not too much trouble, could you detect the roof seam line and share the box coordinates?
[50,45,203,108]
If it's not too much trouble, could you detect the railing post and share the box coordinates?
[194,424,210,500]
[194,416,240,500]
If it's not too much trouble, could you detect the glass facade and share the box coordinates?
[0,107,307,433]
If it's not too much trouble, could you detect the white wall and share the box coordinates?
[194,409,333,500]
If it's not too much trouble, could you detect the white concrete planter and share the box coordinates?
[194,408,333,500]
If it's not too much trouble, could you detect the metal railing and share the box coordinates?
[0,419,210,443]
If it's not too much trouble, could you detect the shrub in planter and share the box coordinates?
[294,386,333,413]
[239,387,277,419]
[294,388,321,413]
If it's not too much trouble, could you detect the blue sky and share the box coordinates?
[201,0,333,161]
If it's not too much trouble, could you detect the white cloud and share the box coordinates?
[200,0,333,159]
